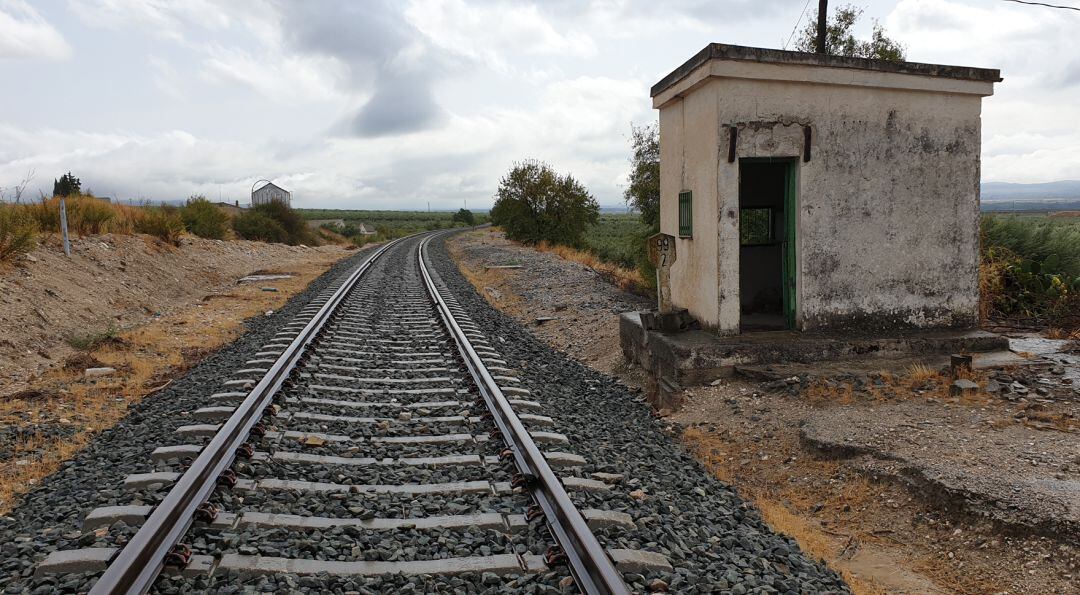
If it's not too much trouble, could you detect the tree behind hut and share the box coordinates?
[795,4,905,61]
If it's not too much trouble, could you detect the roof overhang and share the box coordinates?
[652,43,1001,109]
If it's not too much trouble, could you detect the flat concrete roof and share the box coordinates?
[651,43,1002,98]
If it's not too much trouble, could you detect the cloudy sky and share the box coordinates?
[0,0,1076,209]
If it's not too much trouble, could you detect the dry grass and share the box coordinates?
[447,234,525,315]
[534,240,647,293]
[0,252,348,512]
[682,427,890,594]
[798,364,995,408]
[1045,327,1080,340]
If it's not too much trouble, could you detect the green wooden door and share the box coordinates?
[783,162,798,329]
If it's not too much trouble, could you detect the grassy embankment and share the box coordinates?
[0,195,350,265]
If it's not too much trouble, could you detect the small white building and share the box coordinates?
[252,182,291,207]
[652,44,1000,334]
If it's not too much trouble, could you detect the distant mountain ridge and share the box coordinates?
[982,180,1080,200]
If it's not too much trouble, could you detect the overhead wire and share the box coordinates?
[783,0,814,50]
[1002,0,1080,11]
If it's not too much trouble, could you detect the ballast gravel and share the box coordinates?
[0,234,850,594]
[0,247,377,594]
[426,234,850,594]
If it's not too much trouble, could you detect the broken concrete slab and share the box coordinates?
[621,310,1009,409]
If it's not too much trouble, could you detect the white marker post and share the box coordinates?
[646,232,677,313]
[59,197,71,256]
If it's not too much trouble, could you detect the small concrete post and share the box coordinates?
[647,232,677,314]
[59,196,71,256]
[950,354,973,380]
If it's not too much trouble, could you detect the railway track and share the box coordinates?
[37,232,670,593]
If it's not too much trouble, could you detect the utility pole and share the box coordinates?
[816,0,828,54]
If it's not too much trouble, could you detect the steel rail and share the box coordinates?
[418,235,630,595]
[89,236,408,595]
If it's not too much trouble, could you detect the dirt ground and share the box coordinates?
[0,233,357,511]
[450,228,1079,594]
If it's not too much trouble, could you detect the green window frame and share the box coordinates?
[678,190,693,238]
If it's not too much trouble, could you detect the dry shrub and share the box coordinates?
[0,205,38,261]
[134,206,185,245]
[904,363,939,382]
[24,196,160,236]
[535,240,647,293]
[801,379,857,405]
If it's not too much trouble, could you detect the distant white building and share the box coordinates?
[251,182,291,207]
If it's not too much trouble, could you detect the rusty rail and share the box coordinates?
[418,234,630,595]
[88,237,404,594]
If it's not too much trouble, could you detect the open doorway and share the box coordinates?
[738,159,796,331]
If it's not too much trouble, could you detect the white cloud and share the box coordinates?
[0,0,71,61]
[199,44,349,105]
[405,0,596,74]
[67,0,232,40]
[887,0,1080,183]
[2,0,1077,211]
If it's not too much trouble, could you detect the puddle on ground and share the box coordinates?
[1008,335,1080,383]
[238,274,294,283]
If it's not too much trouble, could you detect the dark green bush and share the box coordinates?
[980,215,1080,323]
[490,159,599,246]
[452,208,475,225]
[244,201,317,245]
[234,210,289,243]
[180,196,229,239]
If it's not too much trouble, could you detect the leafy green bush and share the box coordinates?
[135,205,185,245]
[234,210,289,243]
[0,206,38,262]
[490,159,599,246]
[981,215,1080,279]
[452,208,475,225]
[981,215,1080,322]
[180,196,229,239]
